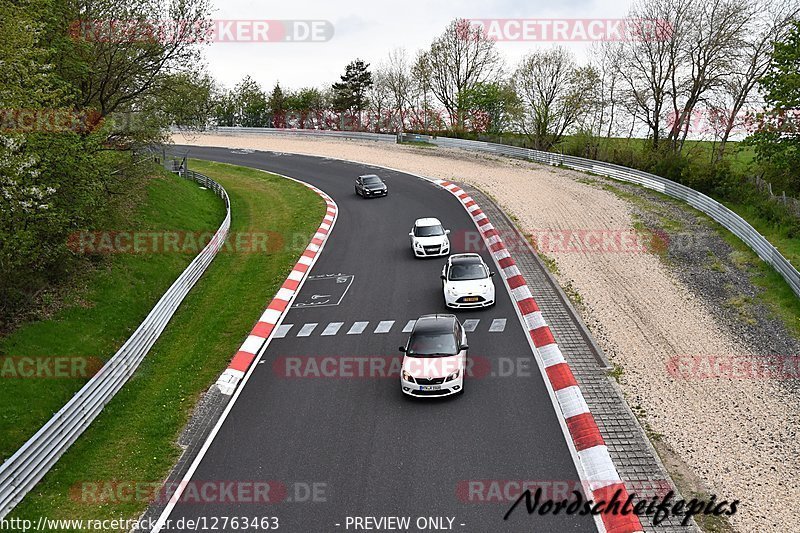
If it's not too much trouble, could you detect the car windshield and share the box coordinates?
[363,176,383,186]
[414,225,444,237]
[407,332,458,357]
[449,263,487,281]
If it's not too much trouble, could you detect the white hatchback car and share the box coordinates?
[441,253,496,308]
[409,217,450,258]
[400,314,468,398]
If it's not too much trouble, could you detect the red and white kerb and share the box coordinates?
[435,179,643,533]
[215,185,337,395]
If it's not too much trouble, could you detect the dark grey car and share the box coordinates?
[354,174,387,198]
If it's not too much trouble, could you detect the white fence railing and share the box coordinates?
[0,169,230,519]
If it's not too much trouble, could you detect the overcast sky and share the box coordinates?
[201,0,634,91]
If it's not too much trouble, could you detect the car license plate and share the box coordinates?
[420,385,441,391]
[464,297,480,302]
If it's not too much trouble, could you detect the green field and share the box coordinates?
[7,160,323,529]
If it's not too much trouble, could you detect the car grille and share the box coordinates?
[423,245,441,254]
[416,377,446,385]
[456,296,486,304]
[414,389,451,396]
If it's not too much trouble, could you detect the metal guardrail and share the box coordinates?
[408,134,800,299]
[0,169,230,519]
[215,126,394,143]
[204,127,799,299]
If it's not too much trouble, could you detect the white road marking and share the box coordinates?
[347,321,369,335]
[297,323,318,337]
[274,318,509,337]
[274,324,293,338]
[374,321,395,333]
[321,322,344,336]
[463,319,480,332]
[489,318,507,332]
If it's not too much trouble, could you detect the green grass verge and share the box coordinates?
[7,159,323,529]
[0,169,225,462]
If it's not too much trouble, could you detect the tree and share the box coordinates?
[383,49,415,131]
[458,81,521,134]
[513,47,594,150]
[213,89,238,127]
[423,19,503,130]
[711,0,800,161]
[287,87,327,128]
[366,68,395,132]
[746,19,800,193]
[665,0,753,151]
[234,76,268,127]
[156,69,217,131]
[409,51,442,132]
[331,59,373,128]
[62,0,211,135]
[615,0,692,150]
[267,83,288,127]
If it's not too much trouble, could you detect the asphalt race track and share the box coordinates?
[161,145,597,532]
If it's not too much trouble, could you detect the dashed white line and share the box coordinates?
[347,321,369,334]
[321,322,344,336]
[297,323,318,337]
[462,319,480,332]
[489,318,507,332]
[374,321,395,334]
[274,324,293,338]
[273,318,508,338]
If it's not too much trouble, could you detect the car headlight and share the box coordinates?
[414,241,423,249]
[446,369,460,382]
[402,370,415,383]
[447,286,459,296]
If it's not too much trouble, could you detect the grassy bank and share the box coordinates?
[7,160,324,529]
[0,168,226,461]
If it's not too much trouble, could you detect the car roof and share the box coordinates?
[359,174,382,180]
[414,217,442,227]
[449,253,484,265]
[413,314,457,334]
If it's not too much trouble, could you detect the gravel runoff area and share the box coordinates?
[173,132,800,532]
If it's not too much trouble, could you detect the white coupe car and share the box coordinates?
[409,217,450,258]
[400,314,468,397]
[441,253,496,308]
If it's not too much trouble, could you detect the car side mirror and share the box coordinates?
[445,229,451,235]
[460,344,469,351]
[408,232,413,237]
[399,346,407,352]
[489,271,496,277]
[440,274,446,280]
